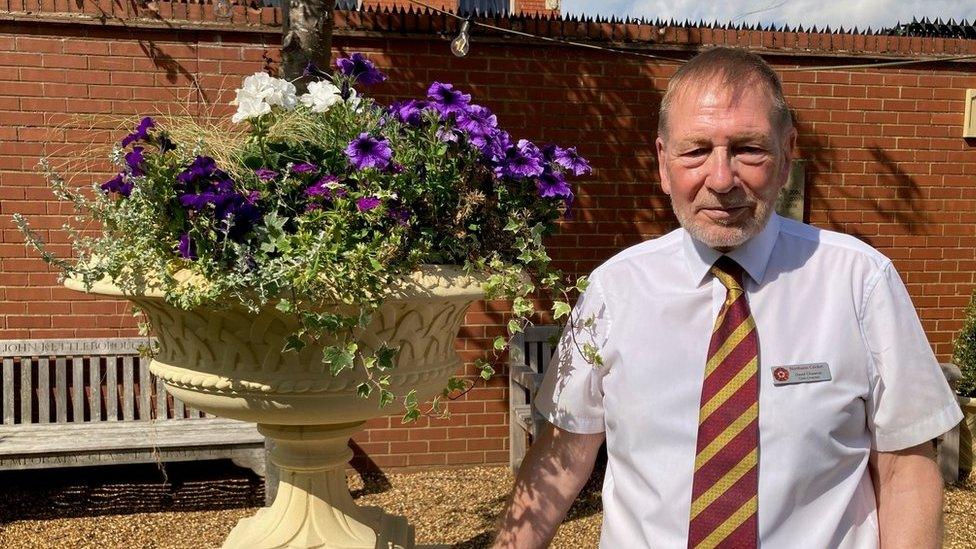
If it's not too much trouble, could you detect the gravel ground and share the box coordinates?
[0,461,972,548]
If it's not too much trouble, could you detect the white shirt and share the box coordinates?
[534,214,963,548]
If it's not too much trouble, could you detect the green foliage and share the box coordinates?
[14,64,596,422]
[953,290,976,396]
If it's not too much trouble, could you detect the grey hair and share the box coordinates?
[658,47,793,140]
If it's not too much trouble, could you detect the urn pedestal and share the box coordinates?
[66,266,485,549]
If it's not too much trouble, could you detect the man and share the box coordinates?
[493,47,962,548]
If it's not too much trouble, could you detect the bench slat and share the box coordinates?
[38,358,50,424]
[138,357,151,421]
[71,357,84,422]
[155,376,168,420]
[122,356,135,421]
[2,358,13,425]
[20,358,31,425]
[55,358,67,423]
[105,357,118,421]
[0,418,263,454]
[89,356,102,422]
[174,391,185,419]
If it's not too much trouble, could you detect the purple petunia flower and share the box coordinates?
[177,156,219,186]
[290,162,318,175]
[100,173,133,197]
[390,99,429,127]
[335,53,387,86]
[121,117,155,148]
[125,147,146,177]
[456,104,503,156]
[427,82,471,117]
[345,133,393,171]
[535,169,572,199]
[356,196,381,212]
[177,233,197,260]
[388,207,410,226]
[494,139,545,180]
[305,175,343,199]
[480,129,511,161]
[553,146,592,176]
[174,155,262,242]
[456,104,497,135]
[254,168,278,181]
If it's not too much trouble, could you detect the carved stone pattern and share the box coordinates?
[136,286,479,396]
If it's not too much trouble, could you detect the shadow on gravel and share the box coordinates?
[0,459,264,524]
[453,446,607,548]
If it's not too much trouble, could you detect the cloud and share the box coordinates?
[561,0,976,30]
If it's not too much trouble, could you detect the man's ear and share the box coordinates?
[656,136,672,196]
[777,127,798,186]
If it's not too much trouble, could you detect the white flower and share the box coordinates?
[266,78,298,110]
[231,93,272,123]
[230,72,298,123]
[299,81,343,113]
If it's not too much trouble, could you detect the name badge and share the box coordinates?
[771,363,831,386]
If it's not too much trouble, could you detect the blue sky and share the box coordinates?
[560,0,976,31]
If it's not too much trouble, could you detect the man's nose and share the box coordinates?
[704,149,737,193]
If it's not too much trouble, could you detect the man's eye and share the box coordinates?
[683,148,708,157]
[736,146,765,155]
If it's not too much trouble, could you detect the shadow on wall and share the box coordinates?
[796,111,929,243]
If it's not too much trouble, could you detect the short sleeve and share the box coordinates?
[533,275,612,434]
[862,262,963,452]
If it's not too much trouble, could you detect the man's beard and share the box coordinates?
[672,198,775,251]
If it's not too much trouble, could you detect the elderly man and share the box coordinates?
[493,47,962,548]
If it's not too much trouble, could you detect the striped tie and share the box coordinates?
[688,256,759,549]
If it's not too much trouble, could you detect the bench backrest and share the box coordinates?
[0,338,202,426]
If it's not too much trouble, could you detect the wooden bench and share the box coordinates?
[508,325,560,474]
[0,338,269,499]
[509,327,970,484]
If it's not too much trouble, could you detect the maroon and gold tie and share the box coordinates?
[688,256,759,549]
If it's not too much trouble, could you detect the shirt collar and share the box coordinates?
[682,213,781,287]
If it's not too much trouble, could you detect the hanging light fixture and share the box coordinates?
[451,18,472,57]
[214,0,233,19]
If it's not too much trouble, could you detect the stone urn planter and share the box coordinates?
[65,265,486,549]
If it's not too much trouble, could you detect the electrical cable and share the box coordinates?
[407,0,976,72]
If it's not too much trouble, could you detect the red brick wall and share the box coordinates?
[1,6,975,468]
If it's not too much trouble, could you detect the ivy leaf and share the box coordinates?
[476,359,495,381]
[357,309,372,328]
[552,301,571,320]
[503,217,520,232]
[508,319,523,335]
[582,343,604,367]
[445,376,467,393]
[404,389,418,409]
[493,336,507,351]
[323,344,355,376]
[276,298,293,313]
[282,334,306,353]
[376,344,397,370]
[357,382,372,398]
[379,389,395,408]
[576,276,590,292]
[513,297,533,317]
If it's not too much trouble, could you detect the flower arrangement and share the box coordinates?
[16,53,593,420]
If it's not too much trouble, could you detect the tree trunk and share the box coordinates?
[282,0,337,94]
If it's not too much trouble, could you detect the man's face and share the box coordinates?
[656,80,796,251]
